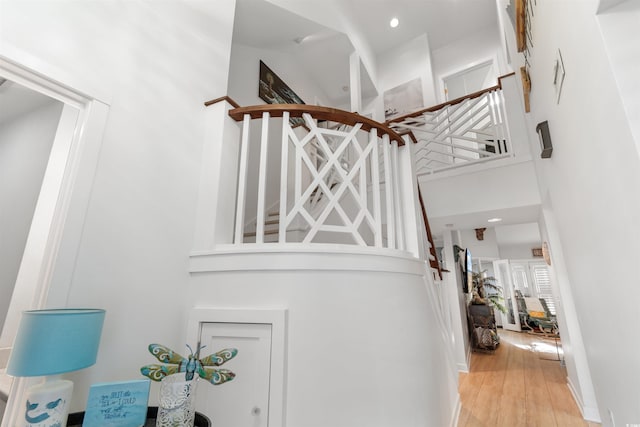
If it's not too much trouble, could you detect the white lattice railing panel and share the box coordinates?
[284,114,377,245]
[389,88,511,175]
[228,105,408,250]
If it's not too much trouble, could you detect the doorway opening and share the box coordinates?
[0,55,109,427]
[442,59,497,102]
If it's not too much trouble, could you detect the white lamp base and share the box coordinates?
[23,379,73,427]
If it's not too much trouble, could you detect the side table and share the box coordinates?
[67,406,211,426]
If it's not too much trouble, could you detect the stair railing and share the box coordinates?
[228,104,410,250]
[387,73,516,176]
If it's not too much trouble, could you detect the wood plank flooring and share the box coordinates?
[458,330,601,427]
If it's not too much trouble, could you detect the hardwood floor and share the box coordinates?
[458,330,601,427]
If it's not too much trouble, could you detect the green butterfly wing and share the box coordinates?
[201,367,236,385]
[199,348,238,367]
[141,364,179,382]
[148,344,186,365]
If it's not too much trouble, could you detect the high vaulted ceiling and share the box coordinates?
[339,0,499,53]
[234,0,498,54]
[232,0,499,105]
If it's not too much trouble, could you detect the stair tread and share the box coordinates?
[243,229,280,237]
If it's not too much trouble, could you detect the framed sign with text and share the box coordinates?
[83,379,150,427]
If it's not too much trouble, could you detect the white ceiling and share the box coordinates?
[339,0,499,53]
[428,204,542,247]
[494,222,542,247]
[234,0,498,54]
[232,0,498,105]
[429,204,541,234]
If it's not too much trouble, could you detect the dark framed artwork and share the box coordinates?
[463,248,472,293]
[259,60,305,105]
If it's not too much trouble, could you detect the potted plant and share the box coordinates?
[470,270,507,314]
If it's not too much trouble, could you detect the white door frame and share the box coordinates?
[0,51,109,427]
[187,308,288,426]
[494,259,522,332]
[437,54,500,103]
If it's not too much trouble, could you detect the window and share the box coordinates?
[531,263,555,315]
[511,263,531,296]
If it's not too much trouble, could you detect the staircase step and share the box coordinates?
[243,229,280,238]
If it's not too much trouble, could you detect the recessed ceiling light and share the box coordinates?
[487,217,502,223]
[390,17,399,28]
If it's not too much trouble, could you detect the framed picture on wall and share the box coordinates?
[258,60,305,126]
[259,60,305,105]
[383,78,424,120]
[464,248,473,294]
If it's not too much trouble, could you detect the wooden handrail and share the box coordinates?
[204,96,240,109]
[418,187,442,280]
[229,104,405,146]
[385,72,516,126]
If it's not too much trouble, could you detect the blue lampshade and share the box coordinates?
[7,308,105,377]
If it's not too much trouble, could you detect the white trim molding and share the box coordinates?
[187,308,288,427]
[567,379,602,423]
[190,246,425,275]
[0,52,109,427]
[450,394,462,427]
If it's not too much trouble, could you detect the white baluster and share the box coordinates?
[391,141,405,251]
[234,114,251,244]
[382,134,395,249]
[487,91,500,155]
[279,112,290,243]
[370,129,382,248]
[256,112,270,244]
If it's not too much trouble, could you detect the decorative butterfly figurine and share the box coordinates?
[141,343,237,385]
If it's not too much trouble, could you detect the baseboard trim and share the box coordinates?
[457,361,469,373]
[450,394,462,427]
[567,379,601,423]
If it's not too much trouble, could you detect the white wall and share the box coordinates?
[1,0,237,413]
[459,228,500,259]
[187,252,460,427]
[228,43,330,107]
[0,100,62,335]
[377,34,438,118]
[523,0,640,424]
[498,244,537,260]
[432,26,507,104]
[266,0,379,89]
[597,1,640,158]
[420,161,541,220]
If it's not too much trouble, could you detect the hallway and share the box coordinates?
[458,330,601,426]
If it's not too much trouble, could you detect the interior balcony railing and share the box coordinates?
[227,104,411,251]
[386,73,516,176]
[196,99,445,278]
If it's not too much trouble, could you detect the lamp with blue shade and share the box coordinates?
[7,308,106,427]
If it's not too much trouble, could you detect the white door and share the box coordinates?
[443,60,496,101]
[198,322,272,427]
[493,260,521,331]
